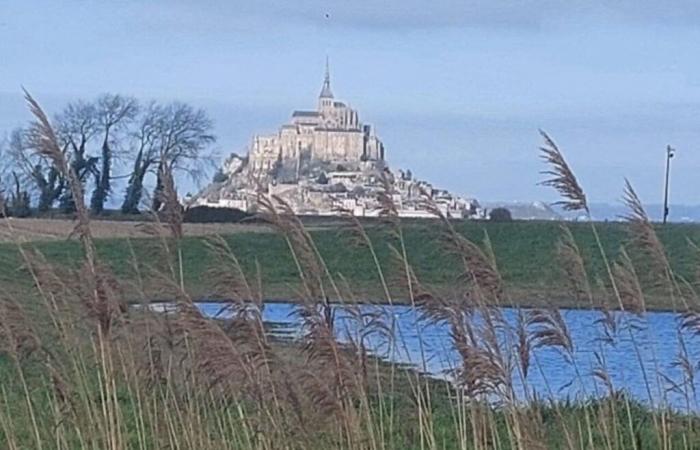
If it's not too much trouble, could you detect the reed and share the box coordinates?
[0,100,699,449]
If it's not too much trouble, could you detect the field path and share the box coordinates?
[0,218,274,242]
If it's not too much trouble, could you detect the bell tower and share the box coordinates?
[318,57,334,113]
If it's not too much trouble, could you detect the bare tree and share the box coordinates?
[121,102,215,213]
[121,102,164,214]
[3,95,214,216]
[6,100,99,214]
[7,171,31,217]
[90,94,139,214]
[5,127,66,212]
[54,101,100,213]
[152,102,215,211]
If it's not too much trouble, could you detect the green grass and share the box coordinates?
[1,219,699,309]
[2,216,700,448]
[2,341,699,450]
[3,336,699,450]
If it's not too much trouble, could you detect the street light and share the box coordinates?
[663,145,675,225]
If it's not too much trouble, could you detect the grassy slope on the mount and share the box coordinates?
[1,220,698,309]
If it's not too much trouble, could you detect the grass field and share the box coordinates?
[1,217,698,310]
[3,211,700,449]
[6,93,700,449]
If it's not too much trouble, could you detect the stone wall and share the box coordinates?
[249,87,384,173]
[312,129,365,162]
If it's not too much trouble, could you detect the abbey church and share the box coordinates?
[248,62,385,175]
[195,63,479,219]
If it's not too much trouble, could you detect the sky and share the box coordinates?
[1,0,700,208]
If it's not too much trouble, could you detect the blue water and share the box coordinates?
[190,302,700,411]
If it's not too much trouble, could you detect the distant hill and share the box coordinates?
[583,203,700,223]
[483,202,700,223]
[482,202,561,221]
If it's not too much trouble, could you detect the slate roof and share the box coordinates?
[292,110,320,117]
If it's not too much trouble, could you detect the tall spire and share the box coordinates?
[319,56,334,99]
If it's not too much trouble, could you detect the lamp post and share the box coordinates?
[663,145,675,225]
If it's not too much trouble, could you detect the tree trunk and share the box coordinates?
[151,162,165,212]
[121,149,149,214]
[91,138,111,214]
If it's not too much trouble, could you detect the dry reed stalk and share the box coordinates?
[679,307,700,339]
[373,179,446,449]
[513,408,548,450]
[537,131,652,450]
[452,233,503,307]
[0,293,50,449]
[257,194,331,305]
[22,92,140,450]
[538,132,631,328]
[256,193,378,443]
[204,235,261,309]
[23,91,127,339]
[178,303,270,398]
[420,190,503,306]
[341,209,395,306]
[0,294,42,363]
[527,308,574,360]
[23,90,95,263]
[3,239,82,349]
[335,276,393,359]
[612,248,646,315]
[663,334,697,414]
[200,237,281,424]
[592,352,615,397]
[556,225,594,305]
[554,225,618,450]
[515,310,531,381]
[415,188,530,450]
[622,181,693,449]
[454,336,509,399]
[538,130,589,214]
[622,179,666,267]
[426,215,514,396]
[410,267,512,402]
[5,244,118,446]
[527,303,605,450]
[622,180,683,307]
[332,212,407,449]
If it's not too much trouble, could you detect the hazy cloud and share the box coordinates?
[198,0,700,30]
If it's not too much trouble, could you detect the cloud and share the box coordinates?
[227,0,700,30]
[15,0,700,37]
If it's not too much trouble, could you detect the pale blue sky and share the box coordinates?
[1,0,699,206]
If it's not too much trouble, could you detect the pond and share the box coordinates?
[169,301,700,411]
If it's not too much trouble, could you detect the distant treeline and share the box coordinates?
[0,94,216,218]
[183,206,253,223]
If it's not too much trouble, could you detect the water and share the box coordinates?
[185,302,700,411]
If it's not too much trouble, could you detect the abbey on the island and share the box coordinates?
[194,61,480,219]
[248,61,385,175]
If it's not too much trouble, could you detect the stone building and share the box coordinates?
[193,62,482,220]
[249,62,385,176]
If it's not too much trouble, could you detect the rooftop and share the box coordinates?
[292,110,320,117]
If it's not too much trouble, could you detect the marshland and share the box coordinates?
[0,90,699,449]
